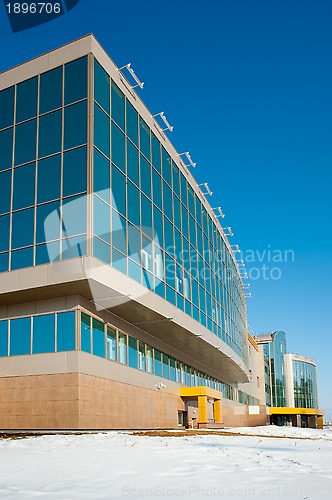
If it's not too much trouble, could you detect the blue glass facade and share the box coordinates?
[92,59,248,364]
[293,359,318,409]
[263,331,287,407]
[0,56,88,272]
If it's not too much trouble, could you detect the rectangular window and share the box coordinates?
[161,148,171,186]
[127,223,140,263]
[112,210,126,254]
[10,317,31,356]
[154,349,163,377]
[107,326,117,361]
[128,336,138,369]
[16,77,38,123]
[11,208,34,249]
[57,311,76,352]
[32,314,55,354]
[63,146,87,197]
[126,140,139,186]
[0,215,10,253]
[0,320,8,357]
[0,170,11,216]
[38,110,62,158]
[40,67,62,115]
[127,182,140,228]
[0,128,13,171]
[64,57,88,105]
[112,166,126,216]
[94,59,110,114]
[126,101,138,146]
[14,120,37,166]
[151,134,161,172]
[81,313,91,353]
[169,357,176,381]
[139,118,150,160]
[111,122,125,172]
[93,148,110,202]
[61,195,87,237]
[64,101,87,150]
[13,162,35,210]
[138,341,146,371]
[92,318,105,358]
[0,87,14,130]
[118,332,127,364]
[111,81,125,130]
[11,247,33,270]
[94,196,110,243]
[162,353,170,379]
[37,155,61,204]
[141,195,152,239]
[94,103,110,158]
[140,155,151,199]
[36,201,60,243]
[146,345,153,373]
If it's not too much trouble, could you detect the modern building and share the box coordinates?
[255,333,323,428]
[0,34,268,430]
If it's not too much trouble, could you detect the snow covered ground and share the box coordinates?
[0,426,331,499]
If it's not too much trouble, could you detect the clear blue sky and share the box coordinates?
[1,0,331,418]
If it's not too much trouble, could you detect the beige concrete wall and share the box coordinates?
[0,373,183,430]
[221,399,267,427]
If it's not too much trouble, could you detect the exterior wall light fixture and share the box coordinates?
[179,152,196,168]
[118,63,144,89]
[152,112,174,132]
[198,183,213,196]
[212,206,225,218]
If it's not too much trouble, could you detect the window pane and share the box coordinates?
[107,326,116,360]
[64,57,88,105]
[111,81,125,130]
[64,101,87,150]
[112,210,126,254]
[63,146,87,197]
[126,101,138,146]
[151,134,161,172]
[0,215,10,253]
[128,223,140,263]
[0,320,8,357]
[128,259,141,282]
[138,341,146,371]
[37,155,61,204]
[0,171,11,215]
[93,237,110,264]
[94,103,110,157]
[0,252,9,272]
[93,148,110,202]
[62,235,86,260]
[139,119,150,160]
[57,311,75,352]
[111,123,125,172]
[140,155,151,199]
[118,332,127,364]
[112,248,126,274]
[40,67,62,114]
[141,195,152,239]
[152,169,162,210]
[93,318,105,358]
[162,147,171,186]
[13,163,35,210]
[81,313,91,353]
[61,195,86,237]
[94,60,110,114]
[16,77,38,123]
[12,208,34,249]
[94,195,110,243]
[112,166,126,216]
[32,314,55,354]
[127,182,140,228]
[11,247,33,270]
[0,87,14,130]
[128,336,138,368]
[10,317,31,356]
[154,207,163,248]
[154,349,162,377]
[38,110,62,158]
[0,128,13,171]
[126,140,139,185]
[14,120,37,166]
[36,201,60,243]
[36,241,60,265]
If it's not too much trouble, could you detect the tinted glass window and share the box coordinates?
[0,87,14,130]
[36,201,60,243]
[0,215,10,253]
[38,110,62,158]
[140,156,151,199]
[61,195,86,237]
[126,101,138,146]
[64,57,88,105]
[127,182,140,228]
[126,140,139,186]
[0,128,13,171]
[107,327,116,360]
[16,77,38,123]
[40,67,63,114]
[0,253,8,273]
[111,123,125,172]
[64,101,87,150]
[57,311,76,352]
[93,148,110,202]
[37,155,61,204]
[14,119,37,166]
[94,195,110,243]
[92,318,105,358]
[32,314,55,354]
[93,237,110,264]
[139,118,150,160]
[94,103,110,157]
[36,241,60,265]
[12,208,34,249]
[111,81,125,130]
[13,163,35,210]
[11,247,33,270]
[63,146,87,197]
[0,320,8,357]
[128,336,138,368]
[0,170,12,215]
[112,210,126,254]
[81,313,91,353]
[62,235,86,260]
[112,166,126,216]
[94,60,110,114]
[10,317,31,356]
[151,134,161,172]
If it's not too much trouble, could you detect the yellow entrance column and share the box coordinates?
[197,395,208,424]
[214,399,222,424]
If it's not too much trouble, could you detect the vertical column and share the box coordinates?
[213,399,222,424]
[197,395,207,424]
